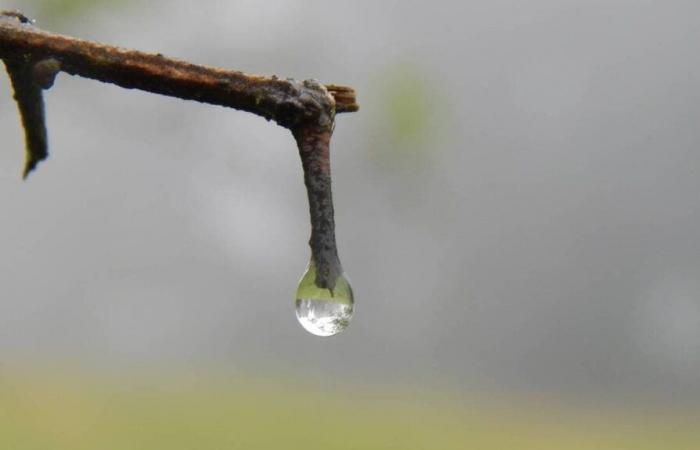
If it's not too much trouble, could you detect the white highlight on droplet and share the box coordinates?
[295,298,353,337]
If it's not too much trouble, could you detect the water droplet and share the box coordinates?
[295,263,354,337]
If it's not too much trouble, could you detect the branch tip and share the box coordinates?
[3,58,49,179]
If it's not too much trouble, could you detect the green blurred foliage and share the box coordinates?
[384,68,435,145]
[369,63,445,171]
[1,369,699,450]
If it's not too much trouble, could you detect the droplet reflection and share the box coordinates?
[295,263,354,337]
[295,298,353,337]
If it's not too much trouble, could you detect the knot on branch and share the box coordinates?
[32,57,62,89]
[272,79,336,130]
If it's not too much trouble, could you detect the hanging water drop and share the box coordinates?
[295,262,354,337]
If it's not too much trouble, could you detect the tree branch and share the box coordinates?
[1,11,356,296]
[0,11,358,175]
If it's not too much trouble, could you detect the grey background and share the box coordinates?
[1,0,699,406]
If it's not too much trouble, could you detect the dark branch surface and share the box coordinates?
[293,124,342,292]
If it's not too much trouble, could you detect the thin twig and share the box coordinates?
[0,12,358,175]
[293,124,342,292]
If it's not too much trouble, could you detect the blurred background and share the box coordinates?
[1,0,699,448]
